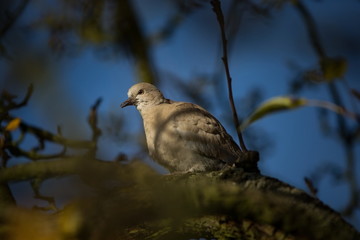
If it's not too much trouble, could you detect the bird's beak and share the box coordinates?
[120,97,136,108]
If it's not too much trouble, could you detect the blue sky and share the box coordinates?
[2,0,360,230]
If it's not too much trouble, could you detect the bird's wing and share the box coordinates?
[170,102,242,164]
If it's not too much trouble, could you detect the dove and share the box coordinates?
[121,82,257,173]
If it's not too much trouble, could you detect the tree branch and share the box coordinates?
[88,97,102,153]
[1,157,358,239]
[57,167,360,240]
[293,0,326,59]
[16,119,95,149]
[0,0,30,39]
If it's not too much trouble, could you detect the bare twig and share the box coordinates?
[0,0,30,39]
[211,0,247,152]
[1,87,96,164]
[6,144,67,161]
[31,179,58,211]
[0,85,34,206]
[304,177,318,197]
[293,0,325,59]
[14,84,34,109]
[16,119,95,148]
[1,84,34,114]
[88,97,102,153]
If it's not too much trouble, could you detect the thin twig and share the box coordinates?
[293,0,325,59]
[304,177,318,197]
[0,0,30,39]
[294,0,359,215]
[211,0,247,152]
[15,84,34,109]
[88,97,102,153]
[16,119,95,148]
[31,179,58,211]
[7,144,67,161]
[1,84,33,112]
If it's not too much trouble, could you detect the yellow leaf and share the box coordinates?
[320,57,347,81]
[5,118,22,131]
[241,96,307,130]
[241,96,357,130]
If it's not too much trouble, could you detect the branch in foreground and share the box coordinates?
[1,160,358,240]
[0,157,121,184]
[91,169,360,240]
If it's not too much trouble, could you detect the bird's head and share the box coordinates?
[120,82,165,112]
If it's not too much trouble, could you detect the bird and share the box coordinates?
[121,82,256,173]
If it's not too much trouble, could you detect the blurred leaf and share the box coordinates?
[4,205,81,240]
[79,24,108,44]
[241,96,307,130]
[5,118,22,131]
[5,207,61,240]
[56,203,83,237]
[320,57,347,81]
[241,96,357,130]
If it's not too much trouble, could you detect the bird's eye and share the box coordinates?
[137,89,144,95]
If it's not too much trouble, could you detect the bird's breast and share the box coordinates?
[141,106,174,150]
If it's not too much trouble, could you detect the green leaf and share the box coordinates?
[241,96,357,130]
[240,96,307,130]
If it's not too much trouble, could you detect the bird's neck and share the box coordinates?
[137,97,172,114]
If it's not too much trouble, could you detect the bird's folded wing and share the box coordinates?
[171,102,242,164]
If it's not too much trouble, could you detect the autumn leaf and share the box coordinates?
[240,96,356,130]
[240,96,307,130]
[5,118,22,131]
